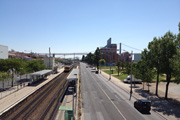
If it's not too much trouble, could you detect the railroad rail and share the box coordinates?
[0,71,70,120]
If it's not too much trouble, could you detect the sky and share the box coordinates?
[0,0,180,57]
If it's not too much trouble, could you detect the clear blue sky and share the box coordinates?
[0,0,180,56]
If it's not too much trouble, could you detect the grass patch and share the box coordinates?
[113,74,128,81]
[103,70,111,74]
[100,66,116,70]
[152,74,176,82]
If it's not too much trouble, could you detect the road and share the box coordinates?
[80,62,165,120]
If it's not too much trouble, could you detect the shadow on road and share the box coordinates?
[129,85,140,89]
[135,89,180,118]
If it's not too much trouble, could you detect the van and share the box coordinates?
[123,75,142,84]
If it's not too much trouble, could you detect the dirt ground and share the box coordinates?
[134,82,180,101]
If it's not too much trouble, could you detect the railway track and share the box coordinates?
[0,71,70,120]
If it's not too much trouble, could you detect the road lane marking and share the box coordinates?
[92,76,127,120]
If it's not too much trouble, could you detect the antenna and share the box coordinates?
[49,47,51,69]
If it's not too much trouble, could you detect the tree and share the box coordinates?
[94,47,101,70]
[134,59,154,92]
[0,72,8,90]
[26,60,46,73]
[81,55,85,62]
[99,59,106,66]
[160,31,177,99]
[173,22,180,84]
[120,61,125,70]
[115,62,121,76]
[124,61,131,75]
[99,59,106,73]
[147,37,162,96]
[4,59,23,87]
[85,52,94,65]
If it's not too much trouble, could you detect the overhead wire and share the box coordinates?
[121,43,143,52]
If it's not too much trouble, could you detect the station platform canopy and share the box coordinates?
[29,70,52,83]
[67,68,79,82]
[30,70,52,76]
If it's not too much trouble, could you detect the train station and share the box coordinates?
[29,69,52,84]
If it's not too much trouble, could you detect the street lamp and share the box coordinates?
[109,50,111,80]
[123,50,133,100]
[130,50,133,101]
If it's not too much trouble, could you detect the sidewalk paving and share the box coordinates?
[100,71,180,120]
[0,68,64,116]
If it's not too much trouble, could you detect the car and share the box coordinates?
[134,99,151,112]
[95,71,99,74]
[124,75,142,84]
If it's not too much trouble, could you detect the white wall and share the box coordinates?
[44,57,55,69]
[0,45,8,59]
[134,53,141,63]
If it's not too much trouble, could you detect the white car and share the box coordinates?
[124,75,142,84]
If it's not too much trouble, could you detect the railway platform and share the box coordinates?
[0,68,64,116]
[55,90,77,120]
[56,68,79,120]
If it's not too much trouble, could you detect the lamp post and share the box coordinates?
[123,50,133,100]
[109,50,111,80]
[130,50,133,100]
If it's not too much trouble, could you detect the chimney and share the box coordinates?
[119,43,121,54]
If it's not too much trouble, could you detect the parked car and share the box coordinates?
[134,99,151,112]
[124,75,142,84]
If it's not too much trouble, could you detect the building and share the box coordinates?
[119,52,131,62]
[0,45,8,59]
[100,38,118,65]
[134,53,141,63]
[44,57,55,70]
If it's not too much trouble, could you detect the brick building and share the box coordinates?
[119,52,131,62]
[100,38,118,65]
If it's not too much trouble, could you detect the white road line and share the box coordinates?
[92,76,127,120]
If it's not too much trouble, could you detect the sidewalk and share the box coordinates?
[0,68,64,116]
[100,71,180,120]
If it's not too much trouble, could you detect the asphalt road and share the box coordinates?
[80,62,165,120]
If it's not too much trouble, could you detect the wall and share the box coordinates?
[0,45,8,59]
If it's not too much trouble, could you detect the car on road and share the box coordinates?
[134,99,151,112]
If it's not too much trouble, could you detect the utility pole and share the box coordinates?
[109,50,111,80]
[129,50,133,100]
